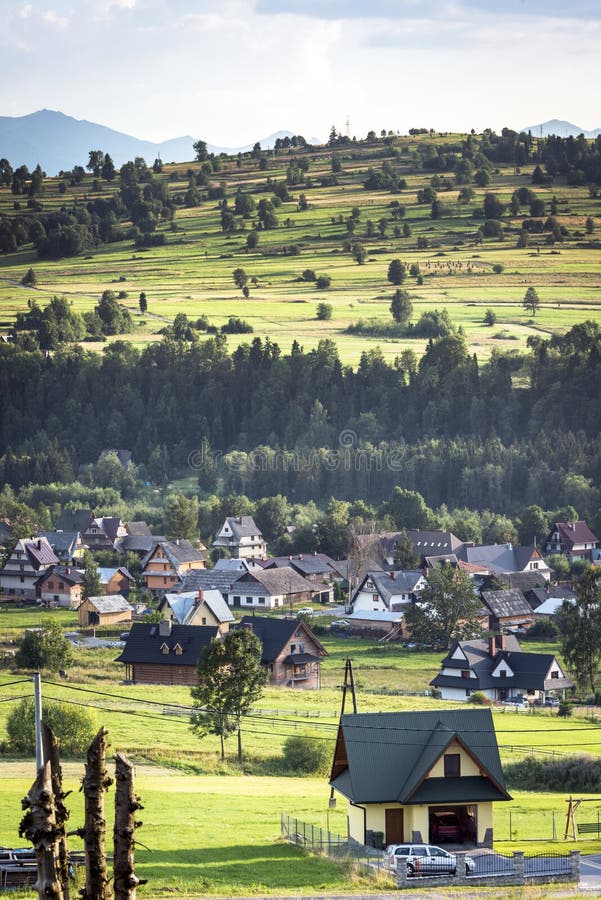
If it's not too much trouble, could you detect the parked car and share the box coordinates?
[501,696,529,708]
[544,697,560,707]
[296,607,314,617]
[430,810,462,843]
[331,619,350,630]
[386,843,475,876]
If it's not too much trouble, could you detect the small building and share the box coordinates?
[239,616,327,689]
[36,531,85,564]
[0,537,59,598]
[141,540,207,594]
[213,516,267,560]
[35,565,84,608]
[544,520,600,563]
[56,509,127,551]
[458,544,551,581]
[77,594,133,627]
[351,570,427,615]
[115,620,218,685]
[158,589,234,633]
[330,708,511,848]
[430,634,573,703]
[229,567,317,609]
[98,566,134,596]
[481,588,534,632]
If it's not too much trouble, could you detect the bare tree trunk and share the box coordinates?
[19,760,65,900]
[113,753,145,900]
[42,722,70,900]
[79,728,112,900]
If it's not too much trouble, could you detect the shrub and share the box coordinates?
[221,317,253,334]
[6,698,97,756]
[316,302,333,321]
[484,309,497,326]
[301,269,316,282]
[505,754,601,792]
[282,735,331,774]
[467,691,492,706]
[316,275,331,289]
[16,620,73,671]
[558,700,573,718]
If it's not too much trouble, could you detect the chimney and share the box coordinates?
[66,567,71,575]
[158,619,172,637]
[390,571,396,580]
[488,636,496,657]
[496,634,506,652]
[194,589,204,606]
[37,539,42,550]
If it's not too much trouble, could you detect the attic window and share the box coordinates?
[551,670,559,679]
[174,643,183,655]
[444,754,460,778]
[461,669,470,679]
[160,642,169,654]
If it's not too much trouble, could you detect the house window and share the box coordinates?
[531,562,539,569]
[373,594,379,602]
[259,597,265,604]
[298,642,305,653]
[444,754,461,777]
[201,617,206,625]
[58,582,64,589]
[233,596,240,603]
[465,689,472,697]
[160,643,169,654]
[499,669,507,678]
[174,644,183,655]
[290,644,296,653]
[245,598,253,604]
[461,669,471,679]
[551,670,559,679]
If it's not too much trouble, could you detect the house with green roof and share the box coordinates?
[329,708,510,849]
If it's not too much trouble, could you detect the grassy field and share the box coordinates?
[1,133,600,364]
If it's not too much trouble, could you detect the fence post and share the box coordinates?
[513,851,525,883]
[570,850,580,882]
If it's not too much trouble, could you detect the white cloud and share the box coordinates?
[42,9,71,29]
[19,3,33,17]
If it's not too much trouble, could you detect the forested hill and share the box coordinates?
[1,321,600,515]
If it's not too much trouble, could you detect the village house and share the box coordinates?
[141,540,207,594]
[480,588,534,632]
[56,509,128,551]
[115,619,218,685]
[212,516,267,560]
[35,565,84,608]
[0,536,59,598]
[544,520,600,563]
[77,594,133,627]
[98,566,134,596]
[239,616,327,689]
[36,531,85,564]
[351,570,427,615]
[456,543,551,580]
[430,634,573,703]
[329,708,510,848]
[228,567,318,609]
[158,589,234,633]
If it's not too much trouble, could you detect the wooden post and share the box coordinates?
[113,753,145,900]
[19,760,65,900]
[79,728,112,900]
[42,722,70,900]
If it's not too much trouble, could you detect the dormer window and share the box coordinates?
[444,753,460,778]
[160,642,169,654]
[174,643,183,655]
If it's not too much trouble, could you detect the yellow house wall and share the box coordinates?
[349,801,494,845]
[427,741,481,778]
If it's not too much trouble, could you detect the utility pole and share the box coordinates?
[33,672,43,772]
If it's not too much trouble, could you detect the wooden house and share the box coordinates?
[141,540,207,594]
[158,589,234,633]
[35,565,83,608]
[0,537,58,598]
[115,620,218,685]
[77,594,133,627]
[213,516,267,560]
[239,616,327,689]
[330,708,510,848]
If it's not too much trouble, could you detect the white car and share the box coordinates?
[386,843,475,876]
[296,607,314,617]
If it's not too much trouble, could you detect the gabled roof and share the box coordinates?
[37,531,81,555]
[97,566,133,584]
[125,521,152,536]
[461,544,547,575]
[22,537,59,569]
[533,595,575,616]
[115,622,218,666]
[550,521,599,549]
[218,516,264,540]
[494,571,549,592]
[235,567,316,596]
[97,517,124,544]
[160,590,235,625]
[406,529,466,555]
[56,508,94,534]
[354,570,424,606]
[238,616,326,664]
[36,565,83,587]
[481,588,532,619]
[117,534,167,554]
[177,569,243,594]
[84,595,132,614]
[330,708,510,805]
[431,636,573,692]
[142,539,207,571]
[266,555,334,577]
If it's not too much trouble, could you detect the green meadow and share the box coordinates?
[1,133,600,364]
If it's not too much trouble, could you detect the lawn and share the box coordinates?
[1,134,600,366]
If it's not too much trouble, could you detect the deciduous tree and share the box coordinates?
[557,568,601,695]
[404,563,483,648]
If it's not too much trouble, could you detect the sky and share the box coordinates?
[2,0,600,146]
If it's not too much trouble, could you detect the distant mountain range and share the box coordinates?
[0,109,320,175]
[522,119,601,139]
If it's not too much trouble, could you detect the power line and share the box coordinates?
[0,679,33,688]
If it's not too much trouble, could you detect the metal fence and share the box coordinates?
[280,815,388,872]
[524,850,573,876]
